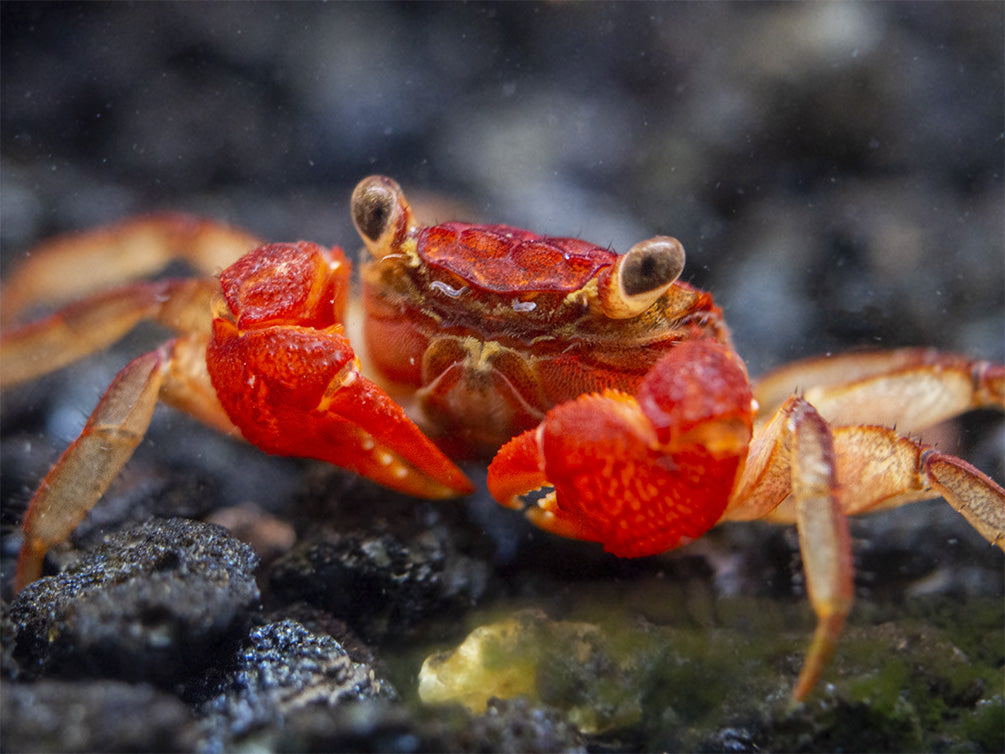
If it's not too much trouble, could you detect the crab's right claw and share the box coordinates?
[207,241,474,500]
[307,365,477,499]
[209,317,473,499]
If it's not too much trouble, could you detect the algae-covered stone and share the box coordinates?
[418,609,644,734]
[417,596,1003,751]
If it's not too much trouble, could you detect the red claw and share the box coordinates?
[208,242,473,499]
[488,340,754,557]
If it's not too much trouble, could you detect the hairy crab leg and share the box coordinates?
[732,394,1005,540]
[14,335,232,592]
[787,400,853,702]
[2,214,261,323]
[743,348,1005,541]
[727,394,1005,698]
[724,397,853,701]
[1,278,219,387]
[780,425,1005,545]
[754,348,1004,434]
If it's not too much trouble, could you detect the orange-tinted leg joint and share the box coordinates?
[14,538,47,594]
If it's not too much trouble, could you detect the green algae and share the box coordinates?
[413,590,1003,751]
[418,610,645,733]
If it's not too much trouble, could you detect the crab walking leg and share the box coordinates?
[787,402,853,701]
[754,349,1004,434]
[745,422,1005,548]
[824,427,1005,545]
[924,452,1005,546]
[925,454,1005,547]
[728,396,1004,698]
[14,336,228,592]
[2,214,261,323]
[724,397,853,700]
[1,278,219,388]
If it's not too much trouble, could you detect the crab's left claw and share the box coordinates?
[488,339,755,557]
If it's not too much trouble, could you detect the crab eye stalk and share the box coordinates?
[598,236,686,318]
[351,175,416,258]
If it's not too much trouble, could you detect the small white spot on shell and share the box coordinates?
[431,280,469,298]
[511,298,536,312]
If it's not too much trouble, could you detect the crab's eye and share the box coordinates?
[599,236,686,319]
[351,175,401,244]
[621,237,685,297]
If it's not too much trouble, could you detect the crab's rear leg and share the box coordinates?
[15,334,233,592]
[2,214,261,323]
[1,277,219,387]
[754,347,1004,434]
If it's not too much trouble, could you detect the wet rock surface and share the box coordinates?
[457,698,587,754]
[197,616,394,750]
[7,518,259,687]
[268,508,490,643]
[1,679,200,753]
[2,3,1003,752]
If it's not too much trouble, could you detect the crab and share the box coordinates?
[2,175,1003,701]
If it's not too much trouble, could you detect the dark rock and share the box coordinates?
[268,517,488,642]
[198,617,394,749]
[266,696,586,754]
[7,517,259,687]
[0,679,199,753]
[270,701,429,754]
[459,698,587,754]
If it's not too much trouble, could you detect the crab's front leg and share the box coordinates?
[723,397,854,701]
[488,338,755,557]
[16,333,234,591]
[14,241,473,593]
[206,242,474,499]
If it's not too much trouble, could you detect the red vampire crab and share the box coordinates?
[1,175,1003,701]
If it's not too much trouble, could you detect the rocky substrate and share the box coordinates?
[2,484,1002,753]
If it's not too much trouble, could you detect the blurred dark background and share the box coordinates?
[3,2,1002,376]
[1,8,1002,747]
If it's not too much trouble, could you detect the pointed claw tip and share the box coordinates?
[487,428,547,508]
